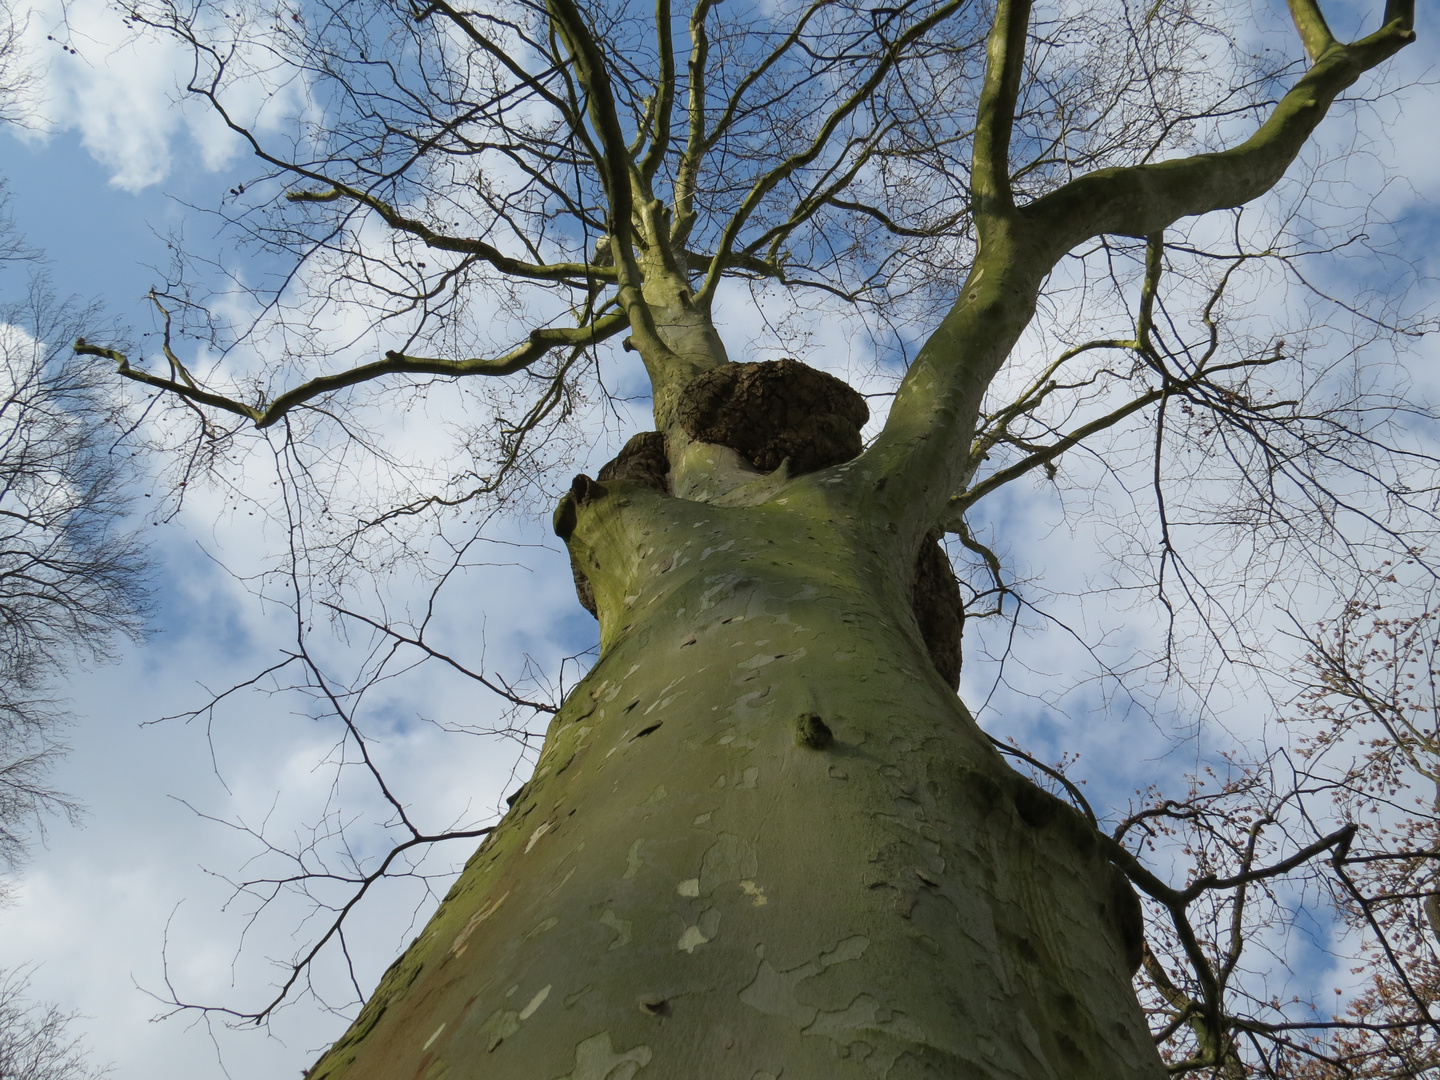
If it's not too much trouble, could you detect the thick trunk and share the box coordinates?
[307,476,1163,1080]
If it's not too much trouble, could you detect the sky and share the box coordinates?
[0,8,604,1074]
[0,1,1438,1078]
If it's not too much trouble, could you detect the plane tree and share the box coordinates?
[78,0,1431,1075]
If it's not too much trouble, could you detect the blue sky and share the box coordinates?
[1,3,1437,1077]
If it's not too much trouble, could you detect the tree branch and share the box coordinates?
[285,186,613,285]
[545,0,685,378]
[972,0,1031,220]
[1285,0,1338,63]
[639,0,676,185]
[696,0,966,308]
[77,312,628,429]
[1022,7,1415,251]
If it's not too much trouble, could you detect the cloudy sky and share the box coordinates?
[0,1,1437,1077]
[0,6,608,1074]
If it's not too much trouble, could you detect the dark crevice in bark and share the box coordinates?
[795,712,833,748]
[1106,862,1147,976]
[913,533,964,690]
[597,430,671,493]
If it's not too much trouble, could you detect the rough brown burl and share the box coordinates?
[570,362,964,690]
[675,358,868,475]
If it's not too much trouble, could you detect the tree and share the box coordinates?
[0,213,148,889]
[0,35,139,1080]
[0,967,107,1080]
[78,0,1427,1076]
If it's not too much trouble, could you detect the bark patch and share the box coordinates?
[676,358,868,475]
[1013,780,1063,829]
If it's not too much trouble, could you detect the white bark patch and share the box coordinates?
[525,822,554,853]
[548,866,577,897]
[523,916,559,941]
[623,839,644,879]
[676,925,709,953]
[820,936,871,965]
[676,878,701,897]
[739,880,768,906]
[518,984,551,1020]
[451,891,509,956]
[600,909,632,950]
[563,985,593,1009]
[739,767,760,789]
[740,652,780,670]
[679,908,722,953]
[422,1023,446,1051]
[475,1008,521,1052]
[805,993,928,1069]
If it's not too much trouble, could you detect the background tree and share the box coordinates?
[1,0,148,893]
[0,967,107,1080]
[78,0,1431,1076]
[0,23,140,1080]
[0,207,148,890]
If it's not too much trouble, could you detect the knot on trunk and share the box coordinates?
[569,432,673,617]
[597,430,671,493]
[913,534,964,690]
[676,359,868,475]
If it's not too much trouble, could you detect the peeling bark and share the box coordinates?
[309,474,1162,1080]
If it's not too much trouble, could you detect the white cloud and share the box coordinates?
[16,0,307,191]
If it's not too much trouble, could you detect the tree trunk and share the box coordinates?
[306,473,1163,1080]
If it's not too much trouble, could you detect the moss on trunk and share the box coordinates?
[307,475,1162,1080]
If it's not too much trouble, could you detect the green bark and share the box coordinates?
[307,475,1161,1080]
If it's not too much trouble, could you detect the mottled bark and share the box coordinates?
[307,473,1161,1080]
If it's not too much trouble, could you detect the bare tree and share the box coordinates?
[0,178,148,878]
[0,968,107,1080]
[0,4,37,128]
[75,0,1435,1076]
